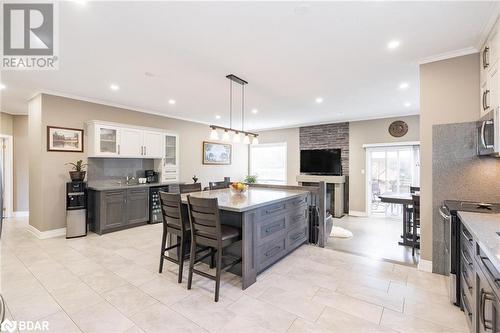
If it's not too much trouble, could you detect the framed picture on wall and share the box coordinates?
[202,141,232,165]
[47,126,84,152]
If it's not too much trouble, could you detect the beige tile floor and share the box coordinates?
[0,217,467,333]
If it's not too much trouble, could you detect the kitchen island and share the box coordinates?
[181,187,310,289]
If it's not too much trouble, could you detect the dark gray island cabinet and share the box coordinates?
[181,187,310,289]
[87,187,149,234]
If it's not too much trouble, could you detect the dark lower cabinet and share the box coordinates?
[88,188,149,234]
[459,219,500,333]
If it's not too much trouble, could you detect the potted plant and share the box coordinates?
[244,175,257,184]
[66,159,87,181]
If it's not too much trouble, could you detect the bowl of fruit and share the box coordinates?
[230,182,248,194]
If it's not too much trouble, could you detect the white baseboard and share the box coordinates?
[26,224,66,239]
[418,259,433,272]
[349,210,368,217]
[13,211,29,217]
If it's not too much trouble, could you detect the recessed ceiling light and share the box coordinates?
[0,83,6,90]
[251,109,258,114]
[168,99,176,105]
[399,82,409,90]
[404,102,411,107]
[110,84,119,91]
[215,115,221,119]
[315,97,323,104]
[387,40,400,50]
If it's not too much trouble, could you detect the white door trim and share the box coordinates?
[0,134,14,218]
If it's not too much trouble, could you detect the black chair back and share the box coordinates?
[412,194,420,225]
[180,183,202,194]
[187,196,221,248]
[159,192,188,233]
[209,181,229,190]
[410,186,420,194]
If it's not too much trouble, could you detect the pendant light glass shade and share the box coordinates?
[233,132,241,143]
[252,136,259,145]
[222,130,230,141]
[243,134,250,144]
[210,128,219,140]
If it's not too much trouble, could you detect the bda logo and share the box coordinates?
[1,319,16,333]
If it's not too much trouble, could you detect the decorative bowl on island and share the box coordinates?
[230,182,248,194]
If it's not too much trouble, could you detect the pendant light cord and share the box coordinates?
[229,79,233,129]
[242,85,245,131]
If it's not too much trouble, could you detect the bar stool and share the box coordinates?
[186,195,242,302]
[158,192,211,283]
[179,183,202,194]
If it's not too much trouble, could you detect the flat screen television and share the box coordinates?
[300,149,342,175]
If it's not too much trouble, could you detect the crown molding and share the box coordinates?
[29,89,212,127]
[418,47,478,65]
[475,3,500,50]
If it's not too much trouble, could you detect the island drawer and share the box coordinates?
[257,237,287,272]
[286,195,308,209]
[256,216,287,245]
[287,205,308,230]
[287,225,307,250]
[257,202,287,219]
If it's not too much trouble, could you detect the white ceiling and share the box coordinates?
[0,1,496,130]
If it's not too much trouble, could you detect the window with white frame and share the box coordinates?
[249,142,287,184]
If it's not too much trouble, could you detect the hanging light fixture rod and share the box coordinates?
[226,74,248,85]
[209,125,258,138]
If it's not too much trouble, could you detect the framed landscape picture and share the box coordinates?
[47,126,84,152]
[203,141,231,165]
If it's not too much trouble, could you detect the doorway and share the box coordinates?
[0,135,13,218]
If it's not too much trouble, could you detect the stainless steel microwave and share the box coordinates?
[477,109,500,156]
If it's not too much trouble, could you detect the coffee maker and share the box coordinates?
[145,170,159,183]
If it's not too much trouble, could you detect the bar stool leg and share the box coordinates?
[159,228,167,273]
[214,249,222,302]
[178,236,185,283]
[187,239,196,290]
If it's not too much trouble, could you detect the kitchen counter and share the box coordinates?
[180,187,309,212]
[458,211,500,272]
[87,181,179,191]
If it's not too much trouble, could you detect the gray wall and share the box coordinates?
[432,122,500,274]
[299,123,349,175]
[13,115,29,211]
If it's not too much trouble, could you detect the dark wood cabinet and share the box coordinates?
[126,188,149,224]
[89,188,150,234]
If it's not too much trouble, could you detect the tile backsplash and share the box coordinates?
[87,158,155,181]
[432,122,500,274]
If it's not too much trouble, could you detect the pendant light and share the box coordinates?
[208,74,259,144]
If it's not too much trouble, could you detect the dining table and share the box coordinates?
[378,192,419,247]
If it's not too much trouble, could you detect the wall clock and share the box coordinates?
[388,121,408,138]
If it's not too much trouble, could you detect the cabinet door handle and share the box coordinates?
[483,90,487,111]
[480,289,494,331]
[118,144,120,155]
[461,250,472,267]
[144,146,147,155]
[483,47,490,69]
[485,90,490,109]
[265,206,283,215]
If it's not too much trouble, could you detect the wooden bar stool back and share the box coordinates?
[186,196,241,302]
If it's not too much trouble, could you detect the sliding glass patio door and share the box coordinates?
[367,145,420,215]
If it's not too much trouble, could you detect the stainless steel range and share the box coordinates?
[440,200,500,307]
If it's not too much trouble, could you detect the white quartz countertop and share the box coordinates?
[458,211,500,272]
[180,187,310,212]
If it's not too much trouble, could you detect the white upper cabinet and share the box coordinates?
[120,128,143,157]
[87,121,170,159]
[94,124,120,156]
[143,131,164,158]
[480,18,500,119]
[164,134,178,168]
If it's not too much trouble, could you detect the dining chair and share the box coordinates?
[179,183,202,194]
[186,195,242,302]
[411,194,420,256]
[209,177,231,190]
[159,192,213,283]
